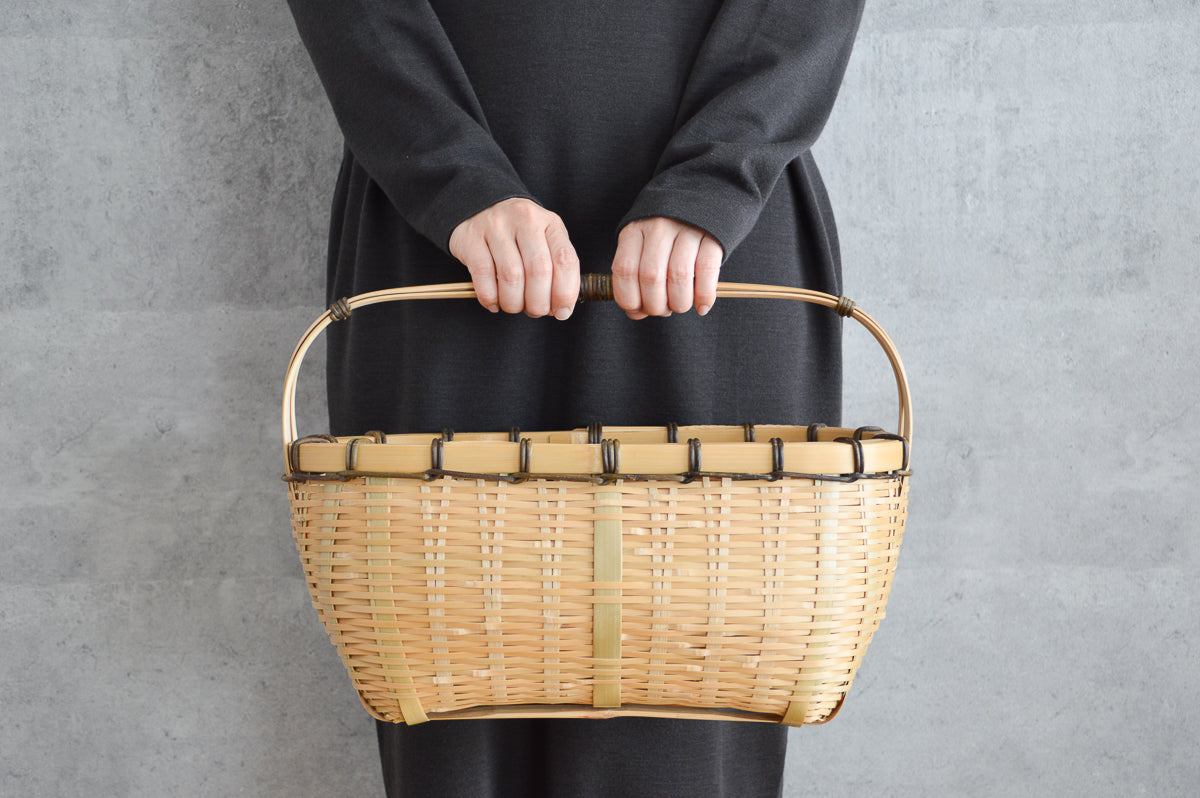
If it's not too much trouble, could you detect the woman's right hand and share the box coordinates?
[449,198,581,319]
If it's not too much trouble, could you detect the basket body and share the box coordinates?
[286,430,907,725]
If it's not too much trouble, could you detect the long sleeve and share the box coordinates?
[617,1,865,260]
[286,0,536,252]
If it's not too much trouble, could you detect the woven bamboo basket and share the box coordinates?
[283,274,911,726]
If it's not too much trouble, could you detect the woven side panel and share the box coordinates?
[291,478,598,720]
[617,477,906,723]
[288,475,907,723]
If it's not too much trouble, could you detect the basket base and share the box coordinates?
[385,702,781,724]
[368,697,846,726]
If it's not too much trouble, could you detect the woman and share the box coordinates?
[285,1,865,795]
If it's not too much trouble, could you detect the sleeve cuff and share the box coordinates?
[616,182,763,265]
[413,166,539,255]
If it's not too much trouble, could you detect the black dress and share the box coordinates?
[285,1,864,795]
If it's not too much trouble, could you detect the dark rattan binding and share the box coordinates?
[834,436,865,475]
[579,273,614,302]
[329,297,352,321]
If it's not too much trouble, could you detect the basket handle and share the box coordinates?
[282,275,912,456]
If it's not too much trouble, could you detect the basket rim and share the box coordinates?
[285,423,910,482]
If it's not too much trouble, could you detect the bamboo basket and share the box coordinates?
[282,274,911,726]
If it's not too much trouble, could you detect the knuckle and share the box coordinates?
[513,201,542,224]
[639,262,665,284]
[466,264,492,284]
[551,246,576,269]
[612,258,639,280]
[667,264,696,286]
[496,263,524,285]
[450,227,478,253]
[647,217,674,234]
[527,254,553,280]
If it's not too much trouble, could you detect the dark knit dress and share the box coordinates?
[285,1,864,795]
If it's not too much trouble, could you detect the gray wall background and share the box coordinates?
[2,1,1196,795]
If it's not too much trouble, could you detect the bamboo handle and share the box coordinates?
[282,275,912,460]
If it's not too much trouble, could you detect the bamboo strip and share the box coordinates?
[592,491,623,708]
[783,478,836,725]
[366,476,428,724]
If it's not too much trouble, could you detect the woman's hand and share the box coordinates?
[449,198,581,319]
[611,217,723,319]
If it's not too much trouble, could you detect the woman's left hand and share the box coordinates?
[611,217,723,319]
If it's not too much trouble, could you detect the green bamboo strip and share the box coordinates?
[366,476,428,725]
[783,478,838,726]
[592,490,623,708]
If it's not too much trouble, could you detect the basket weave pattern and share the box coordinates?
[288,472,907,724]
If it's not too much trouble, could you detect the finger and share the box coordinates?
[546,220,580,320]
[637,221,674,316]
[666,229,700,314]
[460,247,499,312]
[694,235,723,316]
[516,222,555,318]
[487,231,526,314]
[453,226,501,312]
[612,225,643,314]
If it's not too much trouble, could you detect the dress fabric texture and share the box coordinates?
[286,0,864,795]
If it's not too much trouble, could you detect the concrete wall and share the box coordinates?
[2,2,1195,795]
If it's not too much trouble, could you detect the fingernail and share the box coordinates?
[554,307,572,320]
[488,304,499,313]
[697,304,711,316]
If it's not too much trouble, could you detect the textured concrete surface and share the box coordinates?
[2,2,1197,796]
